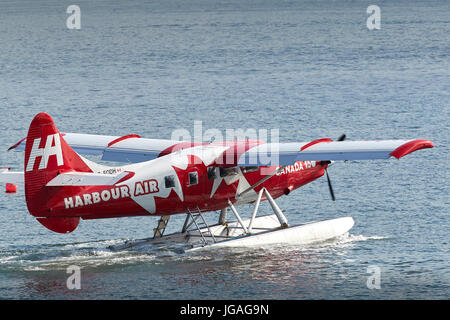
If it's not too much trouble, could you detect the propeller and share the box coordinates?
[322,134,346,201]
[324,167,335,201]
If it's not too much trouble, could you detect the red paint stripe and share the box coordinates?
[158,141,208,157]
[107,134,141,147]
[215,140,264,167]
[300,138,333,151]
[389,139,434,159]
[115,171,135,184]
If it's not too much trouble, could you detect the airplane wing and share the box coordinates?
[7,134,434,166]
[228,139,435,166]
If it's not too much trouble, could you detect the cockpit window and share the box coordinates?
[242,166,259,174]
[219,167,240,177]
[207,167,217,180]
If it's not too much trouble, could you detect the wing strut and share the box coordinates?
[237,165,287,198]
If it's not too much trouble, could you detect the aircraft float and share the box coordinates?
[0,113,434,251]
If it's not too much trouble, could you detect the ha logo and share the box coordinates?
[26,134,64,172]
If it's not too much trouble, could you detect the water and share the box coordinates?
[0,0,449,299]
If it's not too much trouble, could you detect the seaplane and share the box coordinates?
[0,113,434,251]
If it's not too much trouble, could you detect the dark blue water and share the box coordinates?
[0,0,448,299]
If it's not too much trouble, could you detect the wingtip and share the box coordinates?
[390,139,434,159]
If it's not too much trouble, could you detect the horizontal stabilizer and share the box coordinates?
[0,168,24,184]
[46,171,130,186]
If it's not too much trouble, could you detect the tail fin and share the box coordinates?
[24,113,92,233]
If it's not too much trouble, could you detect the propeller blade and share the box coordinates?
[325,168,336,201]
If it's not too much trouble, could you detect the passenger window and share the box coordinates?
[165,175,175,188]
[188,171,198,186]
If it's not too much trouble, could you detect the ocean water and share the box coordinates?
[0,0,448,299]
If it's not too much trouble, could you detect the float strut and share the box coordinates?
[263,188,289,228]
[218,207,227,225]
[248,188,264,233]
[227,200,249,234]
